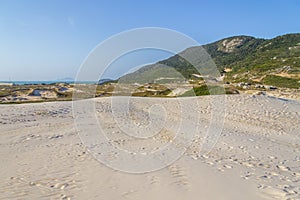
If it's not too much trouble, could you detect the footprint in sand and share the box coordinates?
[260,187,287,200]
[168,165,189,186]
[223,164,233,169]
[147,175,160,185]
[277,165,291,172]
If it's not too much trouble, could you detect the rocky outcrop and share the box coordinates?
[218,37,246,52]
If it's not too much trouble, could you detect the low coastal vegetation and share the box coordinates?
[262,75,300,89]
[1,34,300,103]
[180,85,238,97]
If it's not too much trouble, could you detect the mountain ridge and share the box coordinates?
[120,33,300,89]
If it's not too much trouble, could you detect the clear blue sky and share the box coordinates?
[0,0,299,81]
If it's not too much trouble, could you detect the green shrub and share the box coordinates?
[263,75,300,88]
[180,85,227,96]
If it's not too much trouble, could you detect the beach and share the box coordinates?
[0,95,299,200]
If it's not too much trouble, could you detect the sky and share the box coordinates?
[0,0,300,81]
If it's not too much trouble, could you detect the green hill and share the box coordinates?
[120,33,300,89]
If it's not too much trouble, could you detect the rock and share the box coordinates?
[255,91,266,95]
[220,38,245,53]
[265,85,277,90]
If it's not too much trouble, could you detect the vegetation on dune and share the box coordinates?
[180,85,235,97]
[132,89,172,97]
[0,90,11,97]
[263,75,300,89]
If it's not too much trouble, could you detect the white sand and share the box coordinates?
[0,95,299,200]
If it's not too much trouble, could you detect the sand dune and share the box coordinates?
[0,95,299,200]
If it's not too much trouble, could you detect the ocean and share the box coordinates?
[0,81,97,85]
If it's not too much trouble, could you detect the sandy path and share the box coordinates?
[0,95,299,200]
